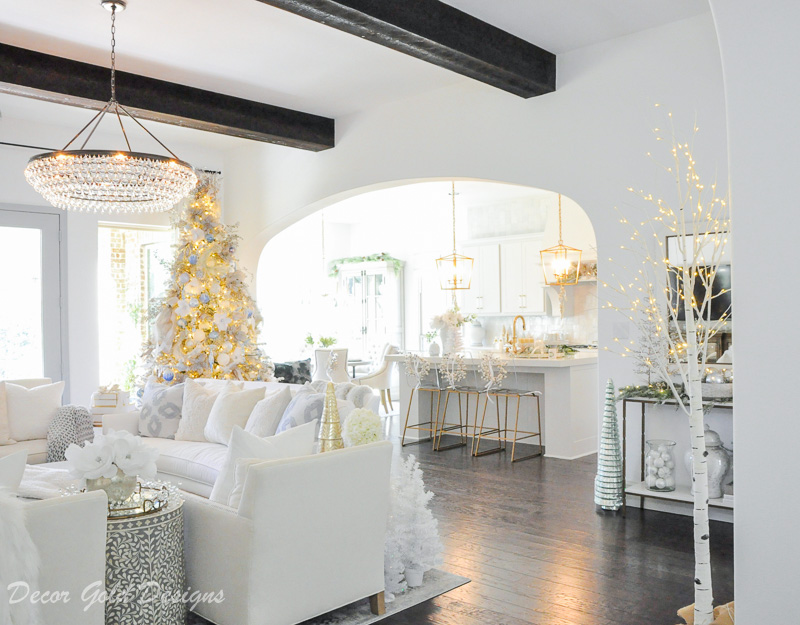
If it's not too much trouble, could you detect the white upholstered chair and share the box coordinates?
[182,440,392,625]
[24,491,109,625]
[312,348,350,384]
[354,344,399,413]
[0,448,108,625]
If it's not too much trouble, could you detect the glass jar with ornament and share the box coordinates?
[644,439,677,492]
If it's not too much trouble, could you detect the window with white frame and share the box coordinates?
[97,224,173,390]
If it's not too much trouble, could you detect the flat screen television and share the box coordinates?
[668,263,732,320]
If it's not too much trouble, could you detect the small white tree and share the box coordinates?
[604,115,730,625]
[384,454,443,595]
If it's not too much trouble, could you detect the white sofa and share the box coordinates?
[183,441,392,625]
[0,377,56,464]
[104,379,381,497]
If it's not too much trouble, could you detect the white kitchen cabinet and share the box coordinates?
[500,238,545,314]
[460,243,500,314]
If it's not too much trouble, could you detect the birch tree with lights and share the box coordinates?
[603,116,730,625]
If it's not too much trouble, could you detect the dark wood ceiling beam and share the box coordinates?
[256,0,555,98]
[0,43,335,151]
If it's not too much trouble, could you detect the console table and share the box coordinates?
[622,396,733,517]
[105,498,186,625]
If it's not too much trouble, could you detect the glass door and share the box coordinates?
[0,208,63,383]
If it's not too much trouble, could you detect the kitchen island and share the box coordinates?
[387,352,598,459]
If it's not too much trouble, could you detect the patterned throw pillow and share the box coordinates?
[139,381,185,439]
[46,405,94,462]
[273,359,312,385]
[276,391,354,434]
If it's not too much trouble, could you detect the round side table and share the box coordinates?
[105,497,186,625]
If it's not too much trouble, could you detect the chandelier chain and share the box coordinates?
[110,4,117,101]
[451,181,457,252]
[557,193,563,245]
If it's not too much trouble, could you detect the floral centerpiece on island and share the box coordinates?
[66,430,159,504]
[431,305,475,354]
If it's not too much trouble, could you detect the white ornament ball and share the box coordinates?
[217,352,231,366]
[653,457,665,468]
[655,478,666,489]
[657,445,668,453]
[645,475,657,488]
[647,465,658,476]
[661,452,672,461]
[192,329,206,343]
[647,450,660,461]
[665,476,676,488]
[657,467,669,478]
[666,460,675,469]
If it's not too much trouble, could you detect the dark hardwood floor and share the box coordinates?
[383,429,734,625]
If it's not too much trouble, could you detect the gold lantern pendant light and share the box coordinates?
[24,0,197,213]
[540,194,582,286]
[436,181,474,300]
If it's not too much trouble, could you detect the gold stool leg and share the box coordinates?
[510,393,544,462]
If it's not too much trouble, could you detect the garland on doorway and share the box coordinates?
[327,252,403,277]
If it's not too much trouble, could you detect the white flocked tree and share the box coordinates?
[604,113,731,625]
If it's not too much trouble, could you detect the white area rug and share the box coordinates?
[188,569,469,625]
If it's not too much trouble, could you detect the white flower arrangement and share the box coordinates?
[342,408,383,447]
[431,305,476,330]
[65,430,159,483]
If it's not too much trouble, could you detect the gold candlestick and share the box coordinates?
[319,382,344,452]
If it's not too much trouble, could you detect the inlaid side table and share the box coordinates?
[105,497,186,625]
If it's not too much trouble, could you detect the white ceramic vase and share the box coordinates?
[404,565,425,588]
[428,342,441,357]
[440,325,463,354]
[467,322,486,347]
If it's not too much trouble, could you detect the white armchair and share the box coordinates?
[354,344,398,413]
[183,441,392,625]
[24,490,109,625]
[312,348,351,384]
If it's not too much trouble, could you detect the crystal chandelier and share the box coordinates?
[24,0,197,213]
[540,193,582,286]
[436,181,473,291]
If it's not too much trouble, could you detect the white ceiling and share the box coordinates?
[323,180,552,225]
[440,0,710,55]
[0,0,710,130]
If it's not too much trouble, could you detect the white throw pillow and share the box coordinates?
[204,386,266,445]
[244,387,293,438]
[5,381,65,442]
[276,392,354,434]
[0,450,28,491]
[0,383,15,445]
[175,380,240,442]
[209,421,317,504]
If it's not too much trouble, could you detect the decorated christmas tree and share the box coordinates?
[594,379,624,511]
[140,175,273,386]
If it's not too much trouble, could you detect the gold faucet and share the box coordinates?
[512,315,526,354]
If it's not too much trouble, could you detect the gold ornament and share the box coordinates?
[319,382,344,452]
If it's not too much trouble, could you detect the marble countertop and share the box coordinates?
[387,351,597,368]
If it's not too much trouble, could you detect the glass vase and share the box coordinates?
[86,467,138,504]
[644,439,676,492]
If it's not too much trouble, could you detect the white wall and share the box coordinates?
[227,12,728,415]
[0,114,226,404]
[710,2,800,621]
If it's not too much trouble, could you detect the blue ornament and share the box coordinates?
[189,298,199,308]
[189,254,198,265]
[177,318,187,327]
[247,310,253,318]
[229,246,235,253]
[209,331,219,340]
[196,270,205,279]
[136,387,144,398]
[206,234,215,242]
[163,370,174,382]
[199,293,210,304]
[179,273,190,284]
